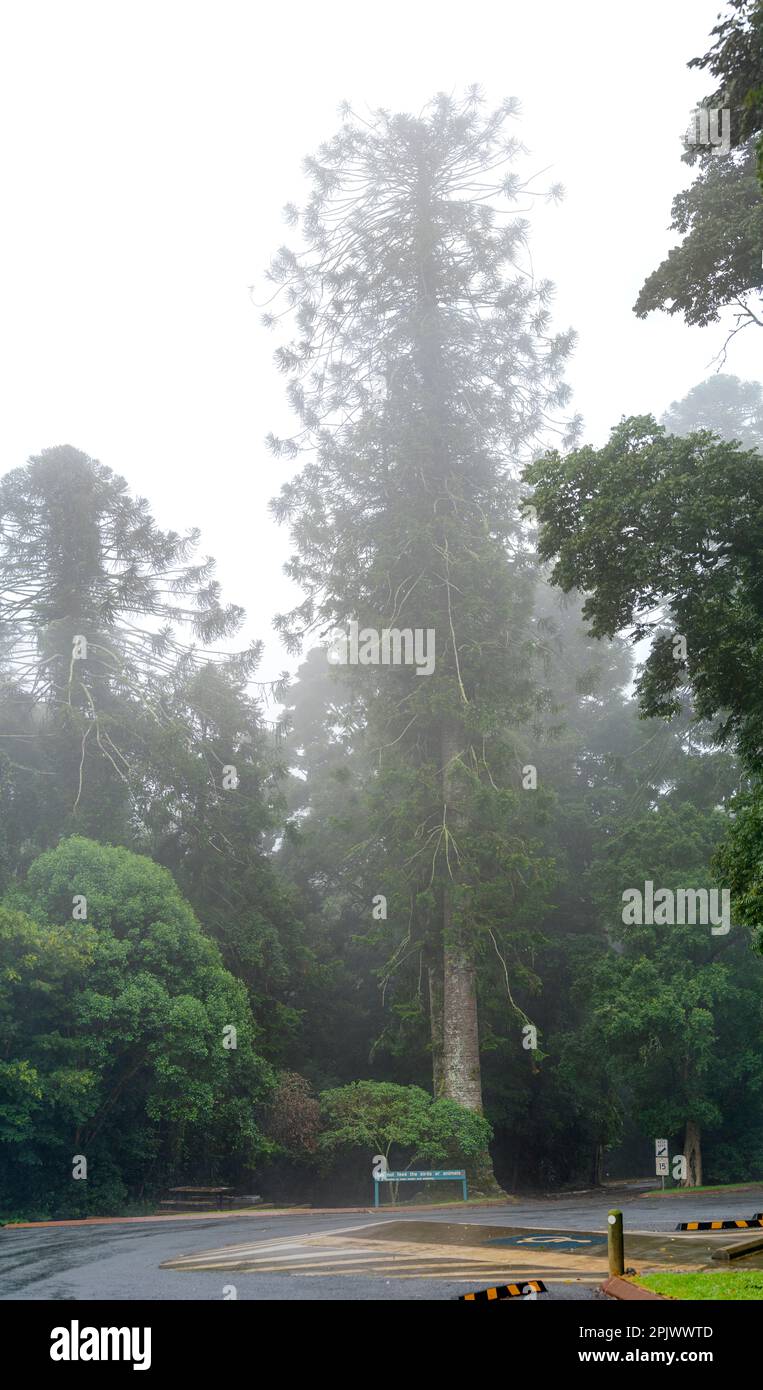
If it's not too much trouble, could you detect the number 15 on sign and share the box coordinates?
[655,1138,669,1185]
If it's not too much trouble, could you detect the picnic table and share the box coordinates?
[168,1186,234,1193]
[160,1186,237,1211]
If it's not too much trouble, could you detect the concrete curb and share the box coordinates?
[712,1233,763,1261]
[3,1195,517,1231]
[600,1275,670,1301]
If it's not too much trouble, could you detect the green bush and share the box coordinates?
[318,1080,492,1170]
[0,837,275,1219]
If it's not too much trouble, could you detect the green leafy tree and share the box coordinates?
[689,0,763,184]
[634,146,763,342]
[0,837,272,1218]
[318,1080,492,1173]
[0,906,93,1204]
[588,803,763,1185]
[525,417,763,772]
[716,792,763,953]
[524,416,763,959]
[634,1,763,344]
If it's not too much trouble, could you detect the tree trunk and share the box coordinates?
[441,718,482,1110]
[682,1120,702,1187]
[591,1142,604,1187]
[440,718,502,1195]
[442,922,483,1110]
[428,959,445,1098]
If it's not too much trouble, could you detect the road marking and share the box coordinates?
[162,1229,611,1280]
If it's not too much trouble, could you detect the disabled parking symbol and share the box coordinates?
[487,1231,606,1252]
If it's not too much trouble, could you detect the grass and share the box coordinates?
[634,1271,763,1300]
[642,1181,763,1198]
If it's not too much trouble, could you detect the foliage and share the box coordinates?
[0,446,306,1059]
[523,404,763,1182]
[587,803,763,1165]
[317,1080,492,1167]
[2,71,763,1216]
[635,0,763,341]
[716,791,763,950]
[633,145,763,336]
[264,91,576,1140]
[0,838,273,1218]
[0,444,266,851]
[263,1071,321,1157]
[688,0,763,184]
[525,416,763,772]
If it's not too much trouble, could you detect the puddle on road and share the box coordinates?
[357,1220,763,1270]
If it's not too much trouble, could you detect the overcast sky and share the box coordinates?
[0,0,759,685]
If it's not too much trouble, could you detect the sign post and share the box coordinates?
[655,1138,669,1190]
[371,1162,468,1208]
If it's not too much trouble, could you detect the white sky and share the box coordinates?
[0,0,759,684]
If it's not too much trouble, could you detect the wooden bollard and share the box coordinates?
[607,1209,624,1277]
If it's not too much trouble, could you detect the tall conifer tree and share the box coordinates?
[265,93,576,1184]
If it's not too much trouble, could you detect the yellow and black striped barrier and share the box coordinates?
[676,1219,763,1232]
[459,1279,547,1301]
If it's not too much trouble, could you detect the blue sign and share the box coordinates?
[373,1168,468,1206]
[378,1170,466,1181]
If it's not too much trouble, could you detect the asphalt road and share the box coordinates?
[3,1184,761,1301]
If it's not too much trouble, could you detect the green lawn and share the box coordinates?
[635,1271,763,1300]
[643,1181,763,1198]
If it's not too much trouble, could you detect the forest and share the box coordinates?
[1,0,763,1223]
